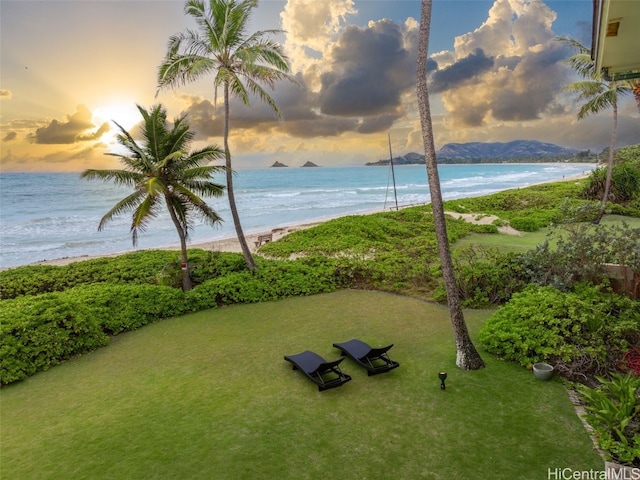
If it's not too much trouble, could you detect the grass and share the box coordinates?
[1,290,603,479]
[453,214,640,253]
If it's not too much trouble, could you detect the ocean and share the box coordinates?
[0,163,593,268]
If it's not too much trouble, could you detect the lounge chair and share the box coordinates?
[333,339,400,376]
[284,350,352,391]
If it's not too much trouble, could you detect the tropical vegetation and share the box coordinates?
[157,0,296,270]
[81,104,225,291]
[0,291,604,479]
[3,157,640,467]
[560,36,632,224]
[578,373,640,466]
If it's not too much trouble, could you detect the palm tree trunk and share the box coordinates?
[632,80,640,114]
[223,81,256,270]
[165,199,193,291]
[417,0,484,370]
[594,95,617,224]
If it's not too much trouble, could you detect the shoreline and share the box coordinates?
[13,173,590,269]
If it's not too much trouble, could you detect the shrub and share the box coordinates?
[71,284,188,334]
[437,247,529,307]
[478,284,640,384]
[0,283,187,385]
[186,258,338,310]
[614,144,640,166]
[578,373,640,466]
[509,217,539,232]
[517,221,640,291]
[0,250,182,300]
[0,294,109,384]
[582,164,640,204]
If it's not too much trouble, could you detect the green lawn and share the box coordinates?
[1,290,602,479]
[453,214,640,253]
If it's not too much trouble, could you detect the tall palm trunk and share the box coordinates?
[594,95,617,224]
[165,197,193,291]
[632,80,640,114]
[223,81,256,270]
[417,0,484,370]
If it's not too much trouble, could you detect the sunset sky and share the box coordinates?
[1,0,638,172]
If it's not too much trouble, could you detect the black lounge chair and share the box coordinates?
[284,350,352,391]
[333,339,400,376]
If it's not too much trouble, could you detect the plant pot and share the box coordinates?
[533,362,554,381]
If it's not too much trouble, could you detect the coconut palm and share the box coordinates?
[632,80,640,114]
[416,0,484,370]
[157,0,295,270]
[559,37,631,224]
[81,104,225,291]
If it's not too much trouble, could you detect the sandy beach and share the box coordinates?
[29,221,323,267]
[19,172,589,269]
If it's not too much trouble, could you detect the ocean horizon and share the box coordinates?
[0,163,594,269]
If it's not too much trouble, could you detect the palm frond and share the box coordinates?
[130,195,162,246]
[577,90,617,119]
[172,184,223,226]
[97,189,146,232]
[183,147,225,168]
[80,169,143,186]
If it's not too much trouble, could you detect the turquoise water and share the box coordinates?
[0,163,593,268]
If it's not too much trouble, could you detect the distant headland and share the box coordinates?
[365,140,596,166]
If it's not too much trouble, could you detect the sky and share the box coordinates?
[0,0,638,172]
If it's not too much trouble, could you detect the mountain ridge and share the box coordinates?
[366,140,584,166]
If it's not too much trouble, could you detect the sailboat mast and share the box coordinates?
[388,133,399,210]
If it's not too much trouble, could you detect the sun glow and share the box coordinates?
[92,103,142,143]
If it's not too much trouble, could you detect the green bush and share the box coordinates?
[509,217,540,232]
[478,284,640,383]
[518,221,640,291]
[186,258,338,311]
[578,373,640,466]
[0,283,187,385]
[436,248,529,307]
[0,294,109,384]
[582,163,640,203]
[0,250,182,300]
[72,284,188,334]
[614,144,640,166]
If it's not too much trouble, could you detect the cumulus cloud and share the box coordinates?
[181,0,615,153]
[2,131,17,142]
[0,89,12,100]
[30,105,110,144]
[318,19,417,117]
[431,0,571,128]
[281,0,357,89]
[430,48,494,93]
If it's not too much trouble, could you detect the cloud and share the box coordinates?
[430,48,494,93]
[318,19,417,117]
[2,131,17,142]
[0,89,12,100]
[281,0,357,89]
[30,105,109,144]
[431,0,570,128]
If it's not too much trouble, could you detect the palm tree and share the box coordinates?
[559,37,631,224]
[157,0,295,270]
[631,80,640,114]
[81,104,225,291]
[416,0,484,370]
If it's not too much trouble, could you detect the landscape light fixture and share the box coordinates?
[438,371,447,390]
